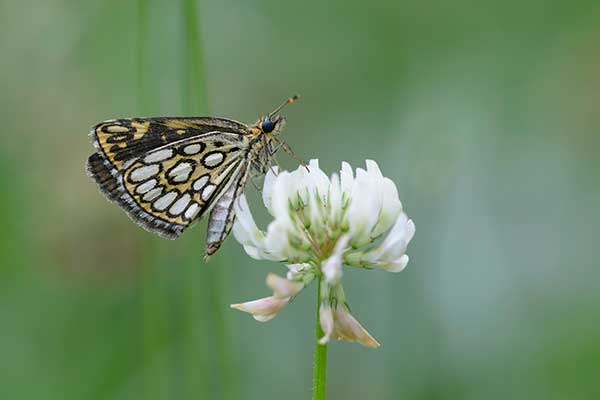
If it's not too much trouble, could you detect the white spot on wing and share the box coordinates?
[203,152,224,167]
[136,179,157,194]
[144,149,173,163]
[193,175,209,191]
[169,193,191,216]
[183,144,202,155]
[153,191,178,210]
[201,184,216,201]
[168,162,194,183]
[143,187,163,201]
[185,202,200,220]
[130,164,159,182]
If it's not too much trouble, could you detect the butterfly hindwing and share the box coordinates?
[87,126,249,239]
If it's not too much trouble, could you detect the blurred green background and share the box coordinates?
[1,0,599,399]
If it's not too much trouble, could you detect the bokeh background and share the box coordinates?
[1,0,599,399]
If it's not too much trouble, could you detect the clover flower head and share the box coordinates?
[231,159,415,348]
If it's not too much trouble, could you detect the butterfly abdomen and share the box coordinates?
[205,163,251,259]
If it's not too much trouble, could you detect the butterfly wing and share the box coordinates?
[91,117,249,170]
[87,117,250,239]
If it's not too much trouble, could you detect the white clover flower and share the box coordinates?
[231,159,415,348]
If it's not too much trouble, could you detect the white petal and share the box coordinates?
[232,195,257,243]
[365,159,383,178]
[233,195,283,261]
[333,306,380,348]
[347,167,383,247]
[381,254,410,273]
[269,171,295,218]
[322,235,349,285]
[370,177,402,239]
[262,166,279,215]
[242,244,263,260]
[266,273,303,298]
[361,213,415,270]
[264,219,309,262]
[307,159,331,200]
[286,263,309,275]
[378,214,415,260]
[318,304,334,345]
[230,296,289,322]
[328,173,343,226]
[232,196,265,255]
[307,189,326,240]
[340,161,354,196]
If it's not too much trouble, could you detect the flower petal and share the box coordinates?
[377,214,416,261]
[286,263,316,286]
[232,195,259,244]
[269,171,295,218]
[262,166,279,215]
[380,254,410,273]
[232,195,274,260]
[230,296,289,322]
[322,235,349,285]
[347,166,383,247]
[370,177,402,239]
[264,219,311,263]
[266,273,303,298]
[328,173,343,227]
[333,306,380,348]
[357,212,415,270]
[318,303,334,345]
[340,161,354,197]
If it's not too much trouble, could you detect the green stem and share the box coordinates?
[182,0,207,115]
[136,0,149,112]
[181,2,237,399]
[313,277,328,400]
[137,2,169,399]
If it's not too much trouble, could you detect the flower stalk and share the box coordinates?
[313,277,328,400]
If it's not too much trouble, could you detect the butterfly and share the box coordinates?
[87,95,301,259]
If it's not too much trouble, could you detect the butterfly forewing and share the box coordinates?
[92,117,249,169]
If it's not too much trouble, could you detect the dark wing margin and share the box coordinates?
[86,152,184,239]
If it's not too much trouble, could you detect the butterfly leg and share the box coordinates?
[269,141,284,156]
[281,142,309,171]
[271,136,307,171]
[247,159,268,192]
[269,155,281,176]
[249,176,262,192]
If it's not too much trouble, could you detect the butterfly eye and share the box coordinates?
[261,119,276,133]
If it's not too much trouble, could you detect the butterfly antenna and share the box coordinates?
[268,94,300,118]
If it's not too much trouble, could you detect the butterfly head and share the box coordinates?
[255,94,299,136]
[259,115,286,135]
